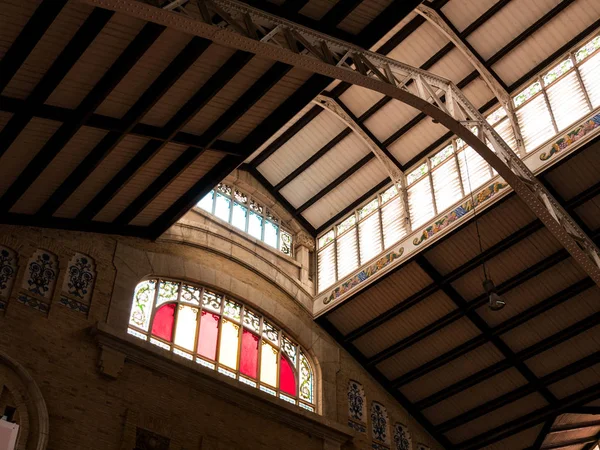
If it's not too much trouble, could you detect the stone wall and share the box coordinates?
[0,222,441,450]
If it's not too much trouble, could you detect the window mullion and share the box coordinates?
[354,218,361,266]
[453,140,466,197]
[377,201,384,253]
[147,279,160,338]
[540,75,559,133]
[236,305,245,380]
[571,52,594,112]
[402,177,412,233]
[334,238,339,283]
[427,160,438,215]
[194,287,205,360]
[257,316,264,389]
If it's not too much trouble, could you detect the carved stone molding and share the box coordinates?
[295,231,315,252]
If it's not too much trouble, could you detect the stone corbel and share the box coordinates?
[295,231,315,252]
[98,345,125,379]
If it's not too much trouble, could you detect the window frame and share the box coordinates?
[128,277,316,412]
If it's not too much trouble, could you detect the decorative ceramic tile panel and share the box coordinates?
[371,402,390,447]
[393,423,412,450]
[61,253,96,304]
[0,246,17,300]
[348,380,366,433]
[22,249,58,299]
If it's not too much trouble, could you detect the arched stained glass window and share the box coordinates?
[128,279,315,411]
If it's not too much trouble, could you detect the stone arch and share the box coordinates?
[0,350,48,450]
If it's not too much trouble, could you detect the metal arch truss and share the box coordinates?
[98,0,600,285]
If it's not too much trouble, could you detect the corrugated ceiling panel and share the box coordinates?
[9,126,108,215]
[476,424,543,450]
[140,44,237,128]
[54,135,149,218]
[493,0,600,87]
[428,47,474,84]
[181,57,276,139]
[461,76,495,109]
[0,0,42,56]
[387,21,449,68]
[301,157,388,227]
[327,262,433,335]
[279,133,370,208]
[95,29,192,119]
[0,118,61,196]
[339,85,386,119]
[363,99,420,142]
[299,0,338,21]
[444,393,548,444]
[131,150,224,226]
[352,290,457,358]
[425,196,535,275]
[545,142,600,201]
[467,0,562,60]
[544,421,600,446]
[575,197,600,231]
[376,317,481,380]
[550,364,600,399]
[441,0,502,33]
[221,68,314,143]
[93,142,190,223]
[451,228,562,301]
[244,103,314,164]
[400,342,504,402]
[2,1,93,100]
[257,108,347,185]
[478,259,589,329]
[422,367,528,426]
[388,118,449,165]
[45,12,146,110]
[337,0,394,35]
[525,323,600,377]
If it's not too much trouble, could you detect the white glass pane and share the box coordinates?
[493,118,517,152]
[215,193,231,222]
[198,190,214,213]
[381,196,406,249]
[337,228,359,279]
[231,203,247,231]
[219,319,240,370]
[264,221,278,248]
[260,341,278,387]
[408,177,435,229]
[318,245,336,291]
[580,51,600,108]
[174,305,198,351]
[458,147,492,194]
[546,71,589,131]
[248,211,263,240]
[359,212,382,264]
[433,157,462,212]
[516,95,555,152]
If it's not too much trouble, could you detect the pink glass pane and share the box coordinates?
[280,355,296,396]
[198,311,219,360]
[240,329,259,379]
[151,303,175,342]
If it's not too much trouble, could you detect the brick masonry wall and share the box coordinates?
[0,224,441,450]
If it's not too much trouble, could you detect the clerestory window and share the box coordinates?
[127,279,315,411]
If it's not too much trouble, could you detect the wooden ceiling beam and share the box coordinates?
[76,50,254,221]
[0,22,166,213]
[114,62,291,225]
[37,37,211,218]
[0,0,67,93]
[0,8,113,159]
[533,418,556,450]
[0,95,241,155]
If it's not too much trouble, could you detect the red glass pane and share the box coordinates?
[152,303,175,342]
[279,355,296,396]
[198,311,219,360]
[240,330,259,379]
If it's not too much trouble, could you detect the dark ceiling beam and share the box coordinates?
[532,419,556,450]
[435,351,600,434]
[0,0,67,93]
[295,153,376,214]
[245,166,317,236]
[319,0,362,29]
[148,74,334,239]
[114,62,292,225]
[573,407,600,415]
[273,128,353,191]
[0,8,113,159]
[415,257,558,406]
[37,37,211,218]
[0,22,166,213]
[76,50,254,221]
[317,316,454,450]
[281,0,308,14]
[414,307,600,412]
[456,382,600,450]
[372,248,571,369]
[315,178,390,234]
[0,95,242,155]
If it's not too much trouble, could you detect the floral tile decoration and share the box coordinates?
[540,113,600,161]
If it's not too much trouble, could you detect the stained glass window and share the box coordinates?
[197,185,293,257]
[128,279,315,411]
